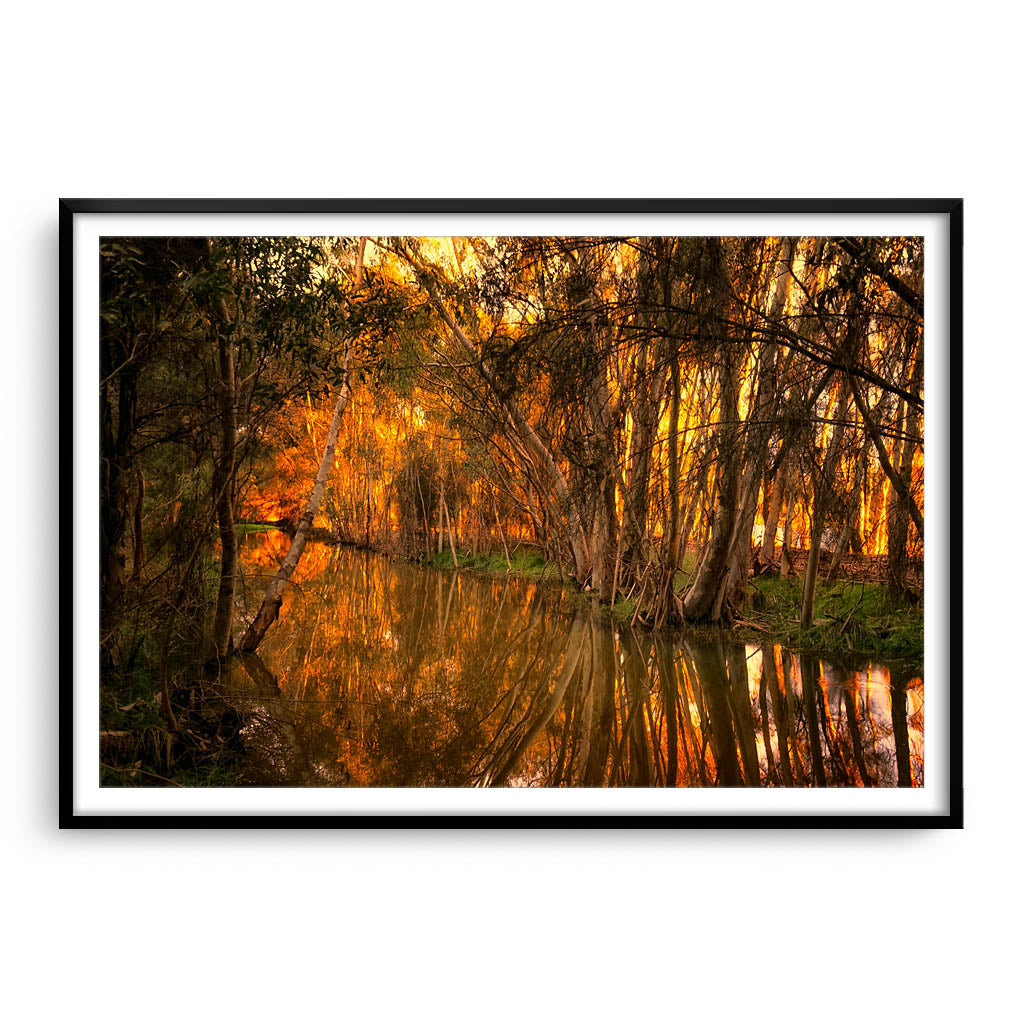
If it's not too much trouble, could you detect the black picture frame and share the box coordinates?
[61,197,963,828]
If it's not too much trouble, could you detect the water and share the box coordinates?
[230,536,923,787]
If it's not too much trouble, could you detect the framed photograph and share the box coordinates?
[63,198,962,826]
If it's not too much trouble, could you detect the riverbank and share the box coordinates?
[424,548,924,669]
[238,530,923,667]
[236,526,923,666]
[733,574,923,667]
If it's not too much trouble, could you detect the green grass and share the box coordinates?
[424,548,562,580]
[737,573,923,667]
[236,522,281,535]
[674,552,698,591]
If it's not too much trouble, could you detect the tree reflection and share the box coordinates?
[226,538,924,788]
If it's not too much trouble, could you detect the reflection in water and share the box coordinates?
[230,538,924,788]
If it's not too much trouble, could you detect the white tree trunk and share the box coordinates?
[239,238,367,652]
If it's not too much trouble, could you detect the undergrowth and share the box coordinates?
[100,582,248,788]
[737,573,923,667]
[424,548,561,580]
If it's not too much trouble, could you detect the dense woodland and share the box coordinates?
[100,234,924,774]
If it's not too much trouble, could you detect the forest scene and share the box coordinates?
[99,234,925,788]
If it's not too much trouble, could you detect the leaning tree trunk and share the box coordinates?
[239,238,367,653]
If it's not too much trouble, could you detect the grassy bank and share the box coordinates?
[427,547,923,667]
[424,548,564,580]
[736,574,923,667]
[236,521,283,535]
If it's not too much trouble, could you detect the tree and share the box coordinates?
[239,238,368,652]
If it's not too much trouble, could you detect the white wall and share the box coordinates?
[3,3,1018,1021]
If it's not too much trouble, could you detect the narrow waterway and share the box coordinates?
[228,534,923,787]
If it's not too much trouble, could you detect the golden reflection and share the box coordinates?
[229,540,924,788]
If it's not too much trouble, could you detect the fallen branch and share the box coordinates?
[732,618,771,633]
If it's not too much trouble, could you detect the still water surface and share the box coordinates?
[231,536,923,787]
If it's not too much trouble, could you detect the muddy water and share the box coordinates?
[229,536,923,788]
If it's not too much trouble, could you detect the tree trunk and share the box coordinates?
[442,487,459,568]
[800,526,823,628]
[100,331,138,668]
[780,508,793,577]
[664,337,682,576]
[489,481,512,571]
[887,326,923,595]
[825,521,852,582]
[210,281,238,659]
[620,384,661,576]
[793,274,863,626]
[583,295,621,602]
[759,461,786,565]
[130,469,145,582]
[683,239,778,622]
[436,473,445,555]
[801,366,852,628]
[681,248,742,621]
[718,240,792,607]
